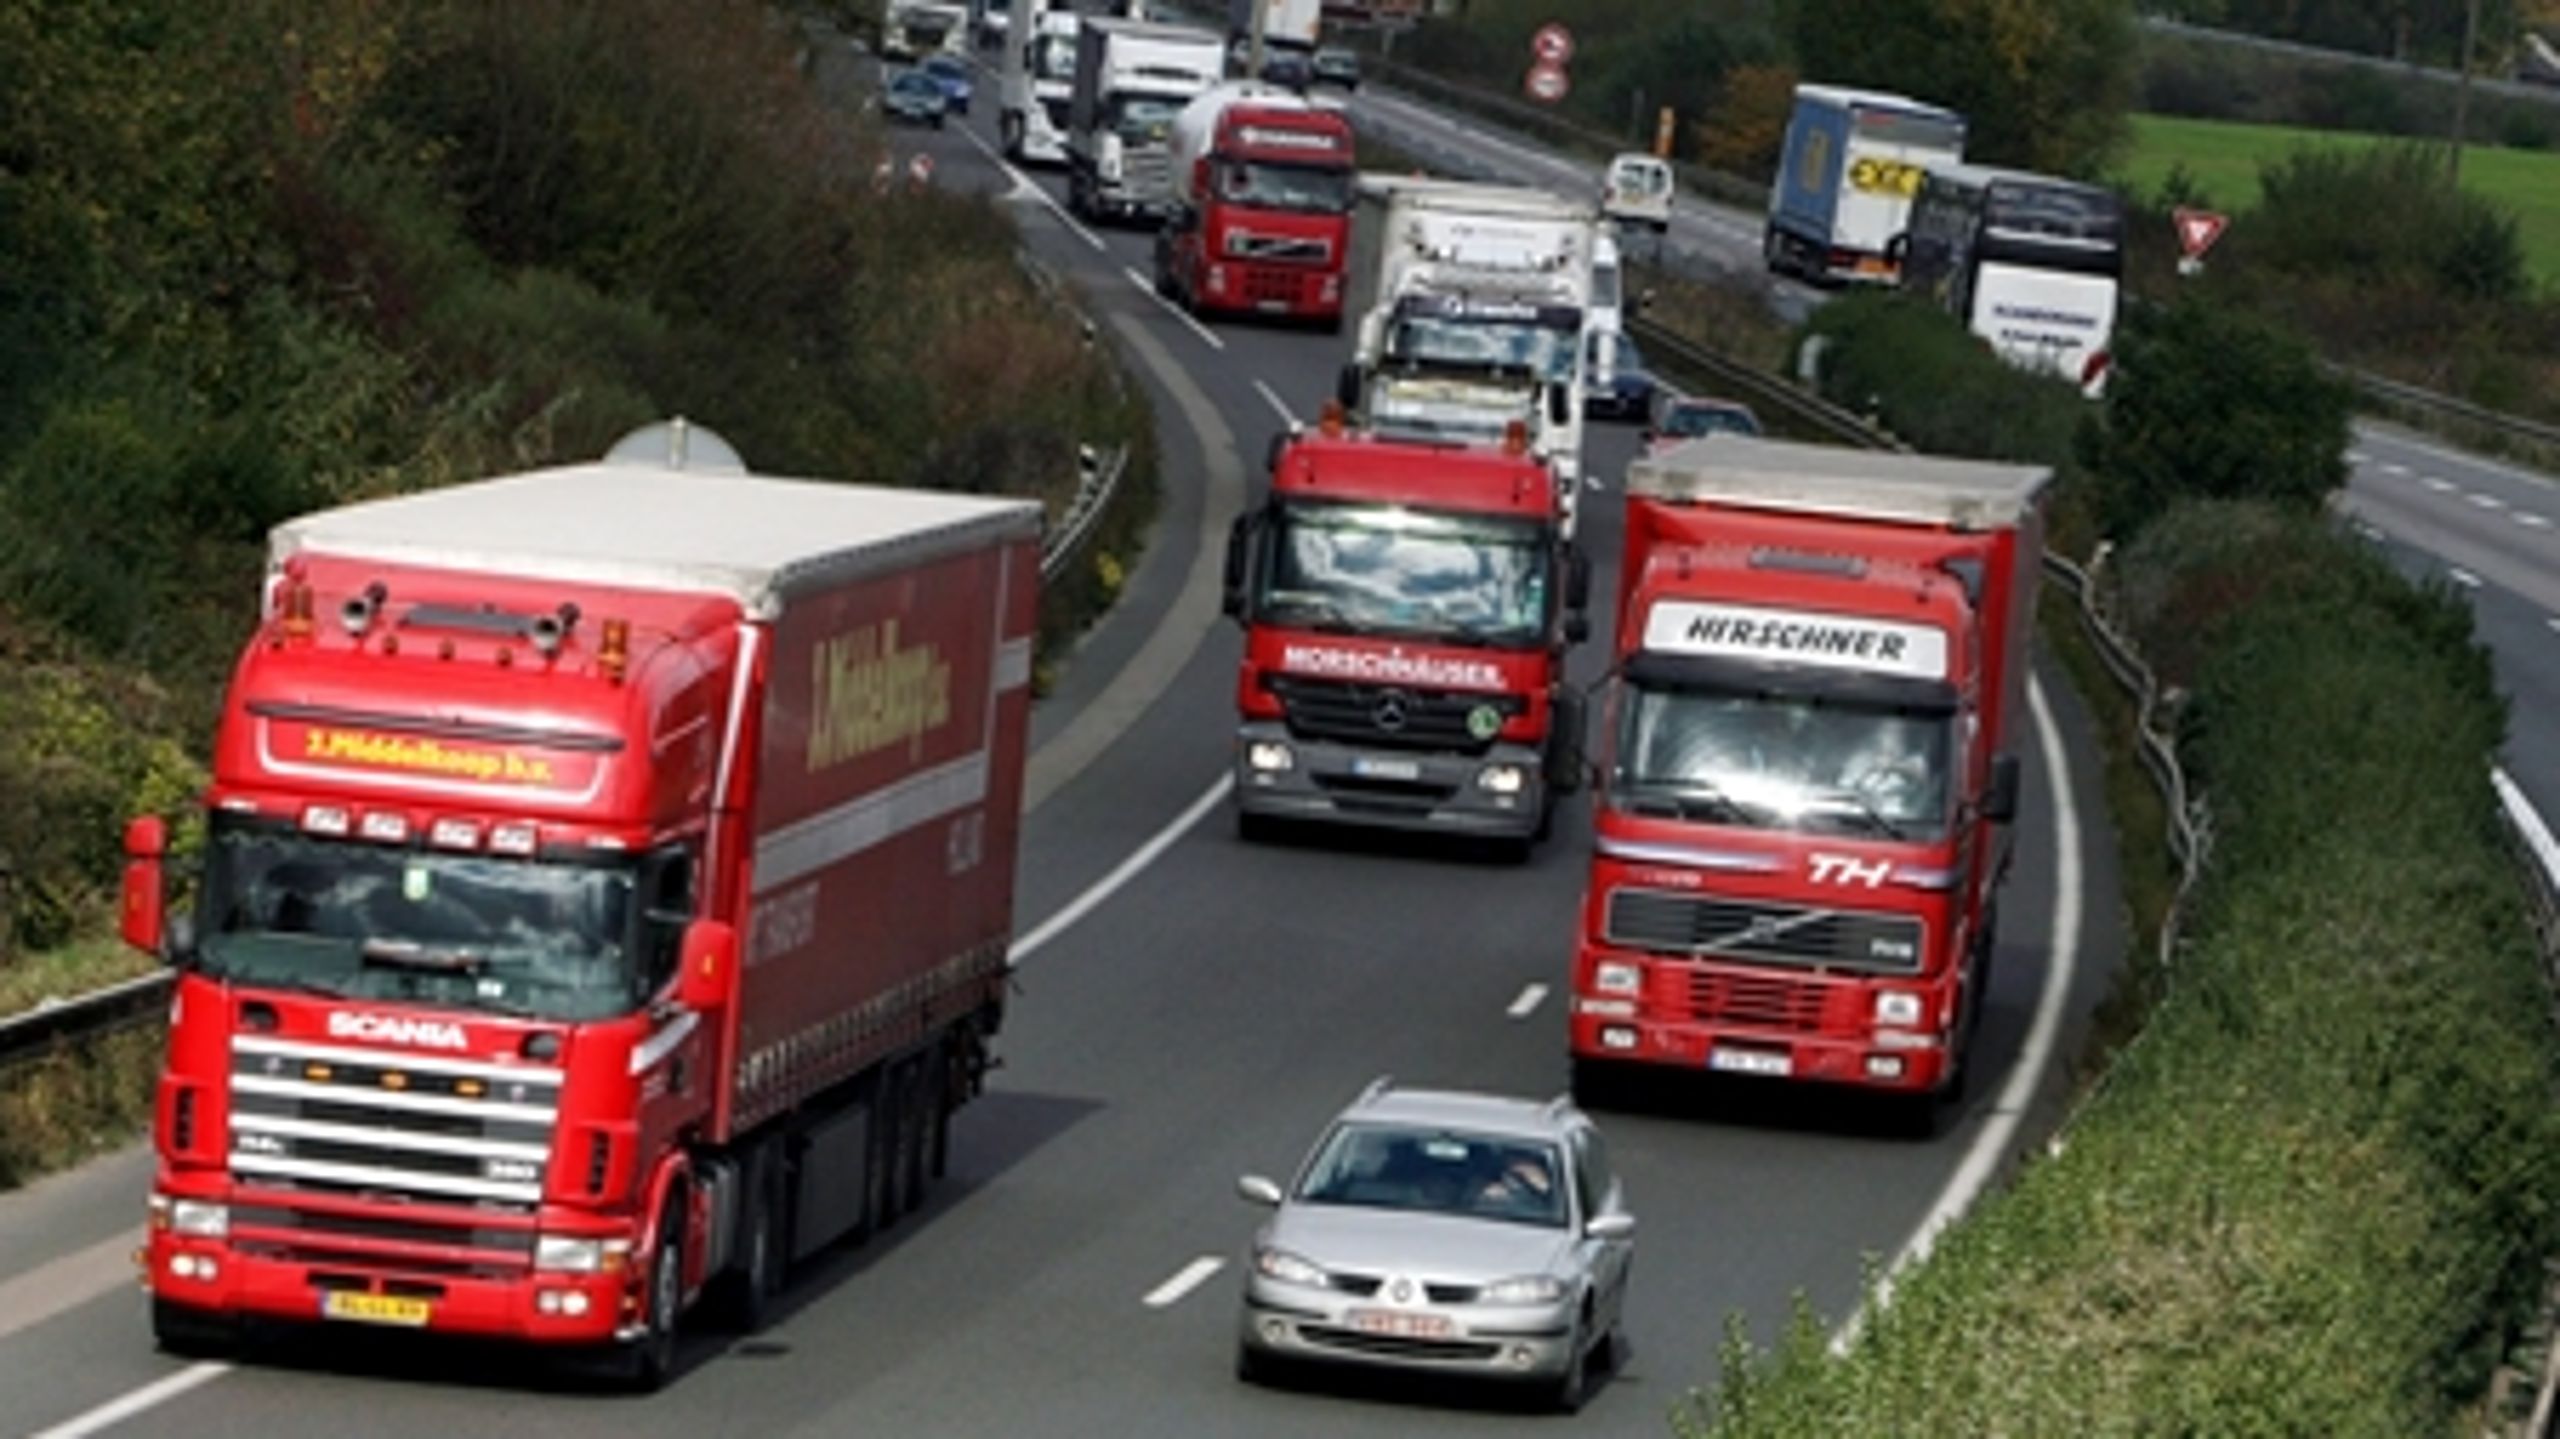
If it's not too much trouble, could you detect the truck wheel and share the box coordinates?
[865,1080,904,1236]
[151,1297,236,1359]
[900,1056,935,1214]
[613,1210,685,1391]
[720,1153,788,1333]
[1570,1057,1636,1112]
[926,1046,955,1180]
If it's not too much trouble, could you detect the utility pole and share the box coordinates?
[1246,0,1267,84]
[2451,0,2480,185]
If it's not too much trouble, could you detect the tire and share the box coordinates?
[1570,1056,1636,1112]
[899,1055,935,1215]
[1546,1314,1590,1414]
[868,1076,906,1234]
[1234,1343,1269,1386]
[151,1297,236,1359]
[719,1155,787,1334]
[612,1207,685,1392]
[1235,808,1279,845]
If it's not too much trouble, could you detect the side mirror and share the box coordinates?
[1591,332,1620,390]
[1586,1211,1637,1241]
[1563,613,1591,647]
[120,815,172,961]
[1546,382,1571,428]
[677,919,739,1013]
[1221,513,1251,620]
[1237,1174,1284,1207]
[1638,428,1654,447]
[1565,547,1591,612]
[1335,362,1362,413]
[1546,690,1587,794]
[1983,752,2021,825]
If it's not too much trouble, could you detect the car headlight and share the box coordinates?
[1874,990,1925,1027]
[1476,763,1526,795]
[164,1199,229,1239]
[535,1236,632,1274]
[1253,1247,1329,1288]
[1479,1274,1566,1305]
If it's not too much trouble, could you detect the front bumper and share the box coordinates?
[1193,263,1343,321]
[1568,982,1952,1093]
[1234,724,1544,839]
[1240,1277,1575,1381]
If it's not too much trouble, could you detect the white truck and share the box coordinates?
[1066,17,1226,221]
[883,0,971,60]
[1225,0,1322,87]
[1340,177,1607,533]
[1764,83,1966,286]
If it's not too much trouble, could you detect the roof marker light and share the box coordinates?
[302,805,351,837]
[360,811,410,843]
[1318,399,1345,438]
[430,818,483,850]
[490,823,540,856]
[280,582,316,642]
[599,619,630,684]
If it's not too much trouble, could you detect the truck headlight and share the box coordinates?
[1099,135,1124,182]
[535,1236,632,1274]
[163,1199,229,1238]
[1874,990,1925,1027]
[1476,764,1526,795]
[1479,1274,1565,1305]
[1592,961,1641,996]
[1246,741,1294,773]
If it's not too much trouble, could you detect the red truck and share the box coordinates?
[1223,408,1589,854]
[1153,83,1355,327]
[1567,434,2047,1129]
[120,423,1041,1385]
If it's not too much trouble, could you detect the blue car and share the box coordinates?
[921,54,974,115]
[883,67,949,128]
[1586,335,1658,421]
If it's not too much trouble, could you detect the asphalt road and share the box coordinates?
[0,38,2125,1439]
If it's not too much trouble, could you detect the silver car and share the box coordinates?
[1235,1080,1636,1411]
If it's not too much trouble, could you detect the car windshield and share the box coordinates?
[1385,313,1576,383]
[1612,686,1952,836]
[893,72,942,97]
[924,57,967,80]
[1297,1123,1568,1229]
[1107,93,1185,138]
[1218,160,1352,214]
[194,816,645,1021]
[1662,402,1760,438]
[1257,502,1549,646]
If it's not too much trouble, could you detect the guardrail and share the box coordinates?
[1627,315,1899,452]
[2497,767,2560,1439]
[0,968,172,1072]
[2340,366,2560,470]
[1041,441,1133,583]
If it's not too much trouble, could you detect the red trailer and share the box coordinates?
[122,424,1040,1384]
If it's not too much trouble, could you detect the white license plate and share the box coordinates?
[1255,300,1289,313]
[1347,1308,1454,1339]
[1350,757,1422,782]
[1709,1046,1792,1077]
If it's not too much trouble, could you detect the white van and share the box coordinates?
[1601,152,1673,232]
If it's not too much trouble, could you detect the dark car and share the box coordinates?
[1313,47,1361,90]
[921,53,974,115]
[882,67,950,129]
[1585,334,1656,421]
[1645,394,1765,453]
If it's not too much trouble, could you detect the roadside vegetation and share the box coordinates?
[0,0,1158,1172]
[1650,286,2560,1433]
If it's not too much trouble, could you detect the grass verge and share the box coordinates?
[0,1025,162,1189]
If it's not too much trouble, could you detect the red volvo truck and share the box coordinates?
[1567,433,2047,1127]
[1223,409,1589,853]
[1153,83,1355,327]
[120,423,1041,1385]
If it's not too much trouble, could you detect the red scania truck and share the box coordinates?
[1153,83,1356,327]
[120,423,1040,1384]
[1567,433,2047,1128]
[1223,410,1589,853]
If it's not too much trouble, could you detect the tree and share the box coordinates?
[1779,0,2137,177]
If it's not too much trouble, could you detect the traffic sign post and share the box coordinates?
[2172,206,2229,276]
[1531,21,1574,66]
[1524,60,1569,105]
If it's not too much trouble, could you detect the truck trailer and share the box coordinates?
[1224,408,1589,853]
[1153,82,1356,326]
[1568,434,2046,1132]
[124,424,1041,1385]
[1764,83,1966,286]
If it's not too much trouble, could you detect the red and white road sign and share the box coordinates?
[1524,60,1569,104]
[2173,206,2229,261]
[908,152,936,187]
[1531,21,1574,66]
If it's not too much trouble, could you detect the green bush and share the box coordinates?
[2080,296,2352,538]
[1800,291,2092,471]
[2251,144,2530,304]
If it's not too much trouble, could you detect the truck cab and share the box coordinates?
[1224,410,1590,853]
[1066,17,1226,223]
[1569,435,2046,1127]
[1154,85,1355,326]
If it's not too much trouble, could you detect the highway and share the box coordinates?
[0,34,2125,1439]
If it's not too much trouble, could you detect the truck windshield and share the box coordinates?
[1385,314,1576,384]
[1611,686,1952,838]
[1107,94,1186,138]
[1035,35,1076,82]
[1219,161,1352,214]
[1258,502,1549,647]
[194,816,645,1022]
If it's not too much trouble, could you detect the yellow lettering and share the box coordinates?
[805,620,954,773]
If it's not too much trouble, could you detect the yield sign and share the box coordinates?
[2173,206,2229,261]
[1531,21,1574,65]
[1524,60,1569,104]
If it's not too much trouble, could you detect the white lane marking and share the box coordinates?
[1833,676,2082,1354]
[2469,492,2507,510]
[954,121,1105,252]
[2386,463,2415,478]
[28,1364,231,1439]
[2548,617,2560,634]
[2345,448,2369,465]
[2520,513,2551,529]
[1506,983,1550,1019]
[1012,775,1235,964]
[1253,380,1297,429]
[1124,266,1227,351]
[2449,567,2482,588]
[2420,474,2453,491]
[2352,521,2383,541]
[1144,1256,1226,1308]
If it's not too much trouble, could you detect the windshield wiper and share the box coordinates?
[1619,779,1752,824]
[361,938,487,975]
[1810,786,1907,842]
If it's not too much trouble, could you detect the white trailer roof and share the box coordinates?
[1627,434,2049,531]
[271,455,1042,620]
[1795,83,1965,123]
[1359,173,1592,222]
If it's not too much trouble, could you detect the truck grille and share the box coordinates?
[1265,675,1521,753]
[1227,232,1331,265]
[1605,889,1924,974]
[1685,969,1829,1031]
[1121,146,1172,203]
[227,1036,561,1210]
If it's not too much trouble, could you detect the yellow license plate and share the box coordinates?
[320,1291,432,1327]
